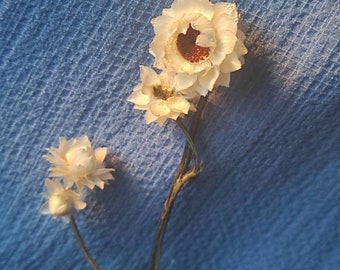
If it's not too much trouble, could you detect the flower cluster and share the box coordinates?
[40,136,114,222]
[128,0,247,125]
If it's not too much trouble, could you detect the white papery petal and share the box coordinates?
[234,39,248,56]
[145,110,159,124]
[127,90,151,106]
[173,73,197,90]
[134,104,149,110]
[239,56,245,65]
[172,0,214,21]
[198,67,220,91]
[94,180,105,190]
[196,32,216,47]
[209,31,237,65]
[40,202,50,215]
[220,52,242,73]
[236,29,246,42]
[213,3,238,18]
[72,193,87,210]
[167,112,181,120]
[151,15,174,35]
[150,39,166,63]
[213,13,238,34]
[193,81,209,96]
[77,136,91,148]
[215,72,231,87]
[167,96,190,114]
[94,147,107,164]
[150,100,171,116]
[140,65,158,87]
[44,179,62,194]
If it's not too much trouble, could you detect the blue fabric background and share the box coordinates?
[0,0,339,269]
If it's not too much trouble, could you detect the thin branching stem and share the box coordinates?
[149,94,209,270]
[70,216,100,270]
[174,94,209,179]
[176,118,199,172]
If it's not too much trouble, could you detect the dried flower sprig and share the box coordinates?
[40,135,114,270]
[128,0,247,269]
[43,135,114,190]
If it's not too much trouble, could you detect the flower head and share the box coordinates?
[44,136,114,190]
[128,65,194,126]
[150,0,247,96]
[40,179,86,222]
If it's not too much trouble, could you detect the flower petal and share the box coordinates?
[173,73,197,90]
[167,112,181,120]
[150,100,171,116]
[215,72,231,87]
[167,96,190,114]
[236,29,246,42]
[151,15,175,35]
[40,202,50,215]
[192,81,209,96]
[234,38,248,56]
[196,31,216,48]
[172,0,214,21]
[198,67,220,91]
[44,179,62,194]
[156,116,168,126]
[213,3,238,34]
[94,147,107,164]
[144,110,158,124]
[128,89,151,106]
[220,52,242,73]
[140,65,158,87]
[209,31,237,65]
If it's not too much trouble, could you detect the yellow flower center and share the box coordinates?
[153,85,174,100]
[176,24,210,63]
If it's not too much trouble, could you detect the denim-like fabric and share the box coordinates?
[0,0,339,269]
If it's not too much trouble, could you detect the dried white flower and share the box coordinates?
[40,179,86,222]
[44,136,114,190]
[128,66,194,126]
[149,0,247,96]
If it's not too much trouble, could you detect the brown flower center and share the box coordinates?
[176,24,210,63]
[153,85,174,100]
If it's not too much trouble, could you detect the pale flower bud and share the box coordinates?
[48,193,73,218]
[40,179,86,222]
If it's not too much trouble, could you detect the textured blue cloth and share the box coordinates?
[0,0,339,269]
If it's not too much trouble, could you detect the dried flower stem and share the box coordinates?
[150,94,209,270]
[175,118,200,172]
[174,94,209,178]
[70,216,100,270]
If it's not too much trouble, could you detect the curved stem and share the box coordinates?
[149,170,197,270]
[175,118,199,172]
[149,94,210,270]
[149,179,181,270]
[70,216,100,270]
[174,94,209,179]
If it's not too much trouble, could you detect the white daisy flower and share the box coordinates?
[149,0,247,96]
[128,65,193,126]
[44,136,114,190]
[40,179,86,222]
